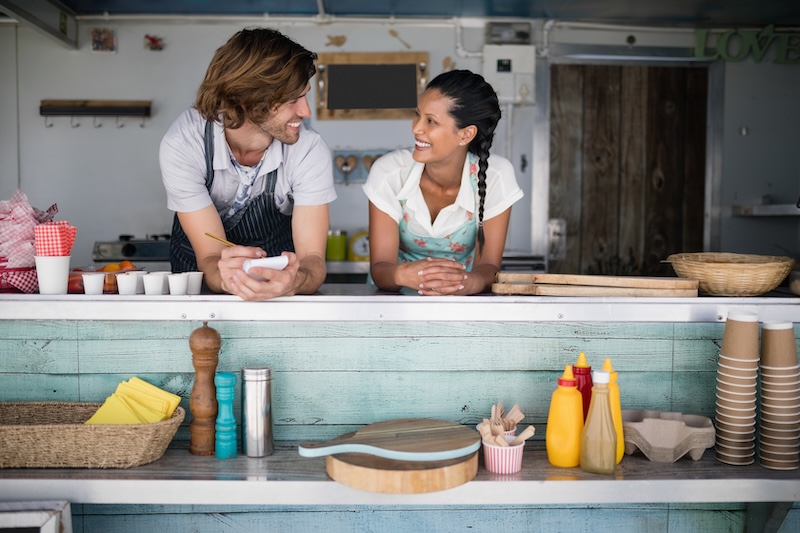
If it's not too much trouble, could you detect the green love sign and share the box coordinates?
[695,25,800,64]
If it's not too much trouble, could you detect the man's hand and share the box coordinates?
[219,246,301,301]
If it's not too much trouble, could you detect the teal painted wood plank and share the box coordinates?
[673,339,719,371]
[0,320,76,340]
[211,321,678,340]
[674,322,724,340]
[0,339,78,372]
[76,321,197,340]
[71,320,677,341]
[0,374,80,401]
[77,508,668,532]
[670,371,718,418]
[73,336,678,373]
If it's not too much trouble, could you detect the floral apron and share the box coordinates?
[398,153,479,271]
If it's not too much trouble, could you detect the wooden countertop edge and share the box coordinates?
[0,446,798,506]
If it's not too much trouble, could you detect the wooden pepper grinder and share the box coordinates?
[189,321,221,455]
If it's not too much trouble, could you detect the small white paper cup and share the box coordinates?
[482,435,524,474]
[168,273,188,295]
[143,273,167,295]
[127,270,146,294]
[115,272,138,295]
[81,273,105,295]
[186,271,203,295]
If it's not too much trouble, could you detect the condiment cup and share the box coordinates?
[167,273,188,295]
[186,271,204,295]
[482,435,525,474]
[115,272,138,295]
[143,273,167,295]
[81,273,105,295]
[127,270,146,294]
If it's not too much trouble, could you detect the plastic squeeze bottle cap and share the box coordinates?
[602,358,618,381]
[558,364,577,386]
[576,352,590,368]
[592,370,610,384]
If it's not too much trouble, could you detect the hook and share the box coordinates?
[44,116,53,128]
[70,116,80,128]
[140,116,146,128]
[115,116,125,128]
[93,116,103,128]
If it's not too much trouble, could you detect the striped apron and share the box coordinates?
[170,121,294,272]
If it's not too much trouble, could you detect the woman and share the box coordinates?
[363,69,523,295]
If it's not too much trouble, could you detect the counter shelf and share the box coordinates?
[0,442,796,532]
[1,285,800,323]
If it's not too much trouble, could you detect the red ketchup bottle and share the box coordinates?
[574,352,593,421]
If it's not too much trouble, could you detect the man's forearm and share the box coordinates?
[293,254,327,294]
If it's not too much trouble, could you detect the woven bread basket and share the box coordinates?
[665,252,794,296]
[0,402,184,468]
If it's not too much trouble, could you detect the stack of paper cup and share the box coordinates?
[758,322,800,470]
[715,312,759,465]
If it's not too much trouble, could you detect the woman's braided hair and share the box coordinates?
[425,70,501,252]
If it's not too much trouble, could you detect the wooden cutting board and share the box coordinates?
[325,451,478,494]
[298,418,481,461]
[299,419,480,494]
[492,272,698,297]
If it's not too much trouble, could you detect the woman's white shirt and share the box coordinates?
[362,149,523,238]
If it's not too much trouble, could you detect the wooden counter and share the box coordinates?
[1,286,798,531]
[2,284,800,322]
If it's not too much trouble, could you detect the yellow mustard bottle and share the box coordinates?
[602,357,625,464]
[546,364,584,467]
[579,370,617,475]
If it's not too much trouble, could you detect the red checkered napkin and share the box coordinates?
[34,221,77,256]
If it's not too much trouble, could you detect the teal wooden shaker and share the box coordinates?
[214,372,237,460]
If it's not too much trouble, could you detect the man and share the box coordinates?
[160,28,335,301]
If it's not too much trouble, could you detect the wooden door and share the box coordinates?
[549,65,707,276]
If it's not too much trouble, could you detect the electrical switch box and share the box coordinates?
[482,44,536,105]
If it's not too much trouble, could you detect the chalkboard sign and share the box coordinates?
[327,64,417,110]
[316,52,429,120]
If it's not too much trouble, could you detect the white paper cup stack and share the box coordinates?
[715,312,759,465]
[758,322,800,470]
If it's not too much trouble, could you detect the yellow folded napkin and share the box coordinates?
[85,376,181,425]
[85,394,144,425]
[127,376,181,416]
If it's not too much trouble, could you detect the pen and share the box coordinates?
[205,232,236,247]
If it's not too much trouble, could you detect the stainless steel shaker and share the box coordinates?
[242,367,273,457]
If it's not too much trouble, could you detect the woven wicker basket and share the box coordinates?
[665,252,794,296]
[0,402,184,469]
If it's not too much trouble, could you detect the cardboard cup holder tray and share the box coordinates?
[622,409,715,463]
